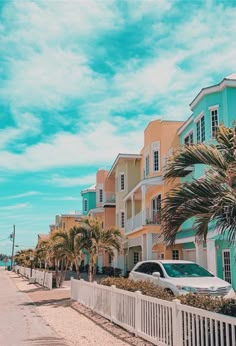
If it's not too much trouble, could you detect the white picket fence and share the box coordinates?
[15,265,53,289]
[71,278,236,346]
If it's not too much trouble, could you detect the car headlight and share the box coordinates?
[176,285,197,292]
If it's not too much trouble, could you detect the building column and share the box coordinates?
[206,239,217,275]
[112,249,119,269]
[131,193,135,229]
[141,185,147,225]
[146,233,153,260]
[195,242,206,268]
[142,234,147,260]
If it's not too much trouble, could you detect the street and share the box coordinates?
[0,268,66,346]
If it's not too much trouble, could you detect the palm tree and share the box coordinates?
[161,124,236,245]
[78,216,122,282]
[14,248,35,266]
[52,226,89,280]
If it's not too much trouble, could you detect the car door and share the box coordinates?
[148,263,167,289]
[132,263,151,281]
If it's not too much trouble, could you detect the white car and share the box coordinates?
[129,260,234,297]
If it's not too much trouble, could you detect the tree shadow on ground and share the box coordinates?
[21,298,71,308]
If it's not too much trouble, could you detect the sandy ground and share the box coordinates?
[10,272,153,346]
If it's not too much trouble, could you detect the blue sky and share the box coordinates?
[1,0,236,254]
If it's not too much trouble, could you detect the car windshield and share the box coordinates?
[162,263,214,278]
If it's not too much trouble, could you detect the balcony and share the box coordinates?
[125,211,142,233]
[125,210,161,233]
[145,211,161,225]
[103,192,116,206]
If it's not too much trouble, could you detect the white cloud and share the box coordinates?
[0,120,143,171]
[43,196,82,201]
[5,191,41,199]
[48,174,96,187]
[0,203,31,211]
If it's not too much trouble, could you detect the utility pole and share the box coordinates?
[10,224,15,270]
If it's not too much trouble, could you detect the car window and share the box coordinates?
[149,263,164,277]
[134,263,150,273]
[135,262,164,277]
[162,263,214,278]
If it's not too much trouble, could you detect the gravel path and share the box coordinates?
[10,273,151,346]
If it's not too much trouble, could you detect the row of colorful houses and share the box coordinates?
[47,73,236,290]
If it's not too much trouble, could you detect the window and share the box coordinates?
[151,194,161,224]
[145,155,150,176]
[99,189,103,203]
[184,131,193,145]
[211,109,218,138]
[153,150,159,171]
[160,253,165,260]
[135,262,164,277]
[172,250,179,260]
[84,199,88,212]
[196,116,205,143]
[120,173,125,191]
[108,254,112,264]
[133,252,140,265]
[162,263,214,278]
[121,211,125,228]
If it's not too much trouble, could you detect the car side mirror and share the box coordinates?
[152,272,160,279]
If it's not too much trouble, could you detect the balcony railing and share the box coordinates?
[103,192,116,204]
[145,211,161,225]
[125,211,142,233]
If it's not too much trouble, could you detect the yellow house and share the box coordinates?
[124,120,183,271]
[107,153,142,271]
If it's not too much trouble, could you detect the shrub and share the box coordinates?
[99,277,236,317]
[99,277,172,300]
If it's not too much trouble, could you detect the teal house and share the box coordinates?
[81,184,96,215]
[177,73,236,290]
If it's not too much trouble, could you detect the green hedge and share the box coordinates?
[99,277,236,317]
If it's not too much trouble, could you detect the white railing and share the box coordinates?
[125,211,143,233]
[15,265,53,289]
[71,279,236,346]
[103,191,116,203]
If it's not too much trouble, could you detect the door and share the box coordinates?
[222,250,231,283]
[182,249,196,262]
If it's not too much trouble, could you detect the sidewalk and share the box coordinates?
[10,272,153,346]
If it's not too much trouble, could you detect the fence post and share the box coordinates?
[70,277,74,299]
[172,299,182,346]
[93,281,97,309]
[135,291,142,337]
[110,285,116,322]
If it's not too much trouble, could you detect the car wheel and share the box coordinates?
[164,288,174,296]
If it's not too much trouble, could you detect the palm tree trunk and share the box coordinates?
[74,259,80,280]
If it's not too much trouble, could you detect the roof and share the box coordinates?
[225,73,236,80]
[190,73,236,110]
[81,184,96,195]
[108,153,142,177]
[177,115,194,135]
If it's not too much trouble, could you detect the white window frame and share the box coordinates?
[145,154,150,176]
[133,252,140,265]
[183,130,193,145]
[99,188,103,203]
[172,249,179,260]
[120,210,125,228]
[209,105,219,139]
[152,141,160,173]
[195,113,205,143]
[120,172,125,191]
[84,198,88,212]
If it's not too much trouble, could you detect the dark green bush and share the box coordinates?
[99,277,236,317]
[100,277,172,300]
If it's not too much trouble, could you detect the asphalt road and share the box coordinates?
[0,268,66,346]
